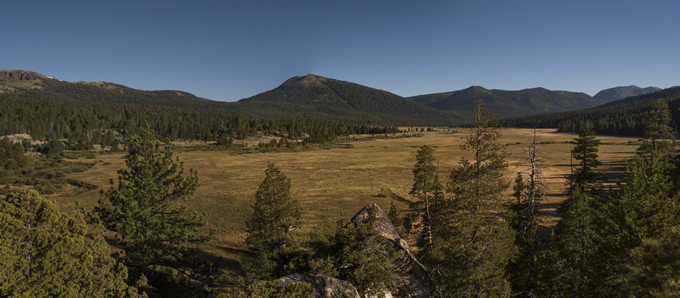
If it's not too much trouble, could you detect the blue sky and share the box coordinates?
[3,1,679,101]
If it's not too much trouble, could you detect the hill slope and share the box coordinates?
[0,70,463,126]
[500,87,680,136]
[593,85,662,102]
[237,74,463,125]
[409,86,605,118]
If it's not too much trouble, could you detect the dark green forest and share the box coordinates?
[0,95,400,149]
[499,87,680,136]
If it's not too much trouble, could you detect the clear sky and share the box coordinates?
[3,0,679,101]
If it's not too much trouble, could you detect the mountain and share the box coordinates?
[409,86,605,119]
[0,70,463,126]
[593,85,662,102]
[233,74,464,125]
[499,87,680,136]
[0,70,222,111]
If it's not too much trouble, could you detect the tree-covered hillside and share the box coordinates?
[499,87,680,135]
[0,70,463,126]
[238,74,464,125]
[410,86,605,119]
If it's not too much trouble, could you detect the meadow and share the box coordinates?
[55,128,640,273]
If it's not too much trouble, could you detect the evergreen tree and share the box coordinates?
[535,187,598,297]
[509,129,546,292]
[638,98,674,163]
[410,145,439,247]
[93,127,213,295]
[570,128,602,187]
[0,190,143,297]
[436,102,517,296]
[593,154,680,295]
[618,226,680,297]
[245,163,302,279]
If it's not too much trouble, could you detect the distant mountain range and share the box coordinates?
[593,85,662,102]
[409,86,605,118]
[500,86,680,136]
[0,70,669,126]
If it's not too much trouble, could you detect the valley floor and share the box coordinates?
[52,128,639,274]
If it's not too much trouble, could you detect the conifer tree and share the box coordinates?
[1,190,143,297]
[245,163,302,279]
[638,98,674,163]
[593,153,680,295]
[571,128,602,187]
[535,187,598,297]
[93,126,212,295]
[410,145,439,247]
[436,102,517,296]
[509,129,545,292]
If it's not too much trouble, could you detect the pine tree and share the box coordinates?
[436,102,517,296]
[638,98,674,163]
[535,187,598,297]
[593,154,680,295]
[93,126,212,295]
[509,129,545,292]
[245,163,302,279]
[571,128,602,188]
[0,190,143,297]
[410,145,439,247]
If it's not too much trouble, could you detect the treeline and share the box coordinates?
[0,95,399,148]
[499,86,680,136]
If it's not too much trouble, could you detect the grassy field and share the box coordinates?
[54,128,641,274]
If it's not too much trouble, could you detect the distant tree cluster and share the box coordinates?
[0,95,399,150]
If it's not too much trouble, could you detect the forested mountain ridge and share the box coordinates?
[593,85,661,102]
[409,86,606,118]
[237,74,464,125]
[0,70,223,111]
[0,70,462,126]
[499,86,680,135]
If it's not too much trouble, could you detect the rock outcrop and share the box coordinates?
[0,70,45,81]
[279,273,361,298]
[350,204,435,298]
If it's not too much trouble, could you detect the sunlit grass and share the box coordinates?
[57,128,640,273]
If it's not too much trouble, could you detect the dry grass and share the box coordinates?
[55,128,640,273]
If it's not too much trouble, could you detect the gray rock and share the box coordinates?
[279,273,361,298]
[350,204,435,298]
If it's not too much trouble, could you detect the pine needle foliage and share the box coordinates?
[245,163,302,279]
[93,126,213,295]
[1,190,143,297]
[434,102,517,297]
[410,145,440,248]
[570,128,602,187]
[509,129,546,292]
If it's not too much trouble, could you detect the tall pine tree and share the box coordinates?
[509,129,545,293]
[245,163,302,279]
[93,126,213,296]
[435,102,517,296]
[571,128,602,188]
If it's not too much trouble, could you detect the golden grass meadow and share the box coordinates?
[54,128,639,273]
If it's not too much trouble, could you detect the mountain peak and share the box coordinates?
[0,70,50,81]
[594,85,661,102]
[280,74,328,88]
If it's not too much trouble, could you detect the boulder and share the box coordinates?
[279,273,361,298]
[350,204,435,298]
